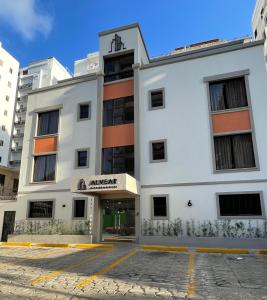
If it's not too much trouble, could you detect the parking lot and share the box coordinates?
[0,244,266,299]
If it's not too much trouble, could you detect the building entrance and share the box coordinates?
[102,198,135,241]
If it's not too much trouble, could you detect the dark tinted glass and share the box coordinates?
[151,90,163,108]
[153,197,167,217]
[77,151,87,167]
[103,97,134,127]
[74,199,85,218]
[33,155,56,182]
[152,142,165,160]
[29,201,53,218]
[214,134,255,170]
[104,53,134,82]
[219,194,262,216]
[79,104,89,119]
[102,146,134,176]
[209,77,248,111]
[0,174,5,186]
[37,110,59,136]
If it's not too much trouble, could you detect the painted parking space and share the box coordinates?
[0,245,266,299]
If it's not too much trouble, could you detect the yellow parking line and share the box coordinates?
[75,249,139,289]
[196,248,249,254]
[186,253,196,298]
[31,249,112,285]
[142,245,188,252]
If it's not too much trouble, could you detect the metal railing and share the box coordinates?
[0,187,17,200]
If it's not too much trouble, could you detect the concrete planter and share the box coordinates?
[140,236,267,249]
[8,234,93,244]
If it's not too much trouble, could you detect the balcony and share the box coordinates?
[16,107,26,113]
[11,146,22,152]
[17,96,27,102]
[12,133,24,139]
[0,187,17,201]
[14,120,25,126]
[19,82,33,90]
[9,160,21,167]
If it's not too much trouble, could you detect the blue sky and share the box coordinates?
[0,0,256,73]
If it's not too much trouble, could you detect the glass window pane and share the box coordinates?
[29,201,53,218]
[74,199,85,218]
[38,110,59,135]
[80,104,89,119]
[33,155,56,182]
[151,91,163,108]
[153,197,167,217]
[152,142,165,160]
[78,151,88,167]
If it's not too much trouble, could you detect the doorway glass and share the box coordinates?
[102,199,135,239]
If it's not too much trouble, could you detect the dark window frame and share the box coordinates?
[150,139,167,163]
[149,88,165,110]
[27,199,54,219]
[151,195,169,220]
[72,198,87,219]
[103,96,134,127]
[216,192,265,219]
[37,110,59,136]
[77,102,91,121]
[75,148,89,168]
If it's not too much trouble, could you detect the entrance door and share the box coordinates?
[1,211,16,242]
[102,199,135,240]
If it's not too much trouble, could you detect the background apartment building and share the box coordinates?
[252,0,267,64]
[0,42,19,168]
[10,58,71,168]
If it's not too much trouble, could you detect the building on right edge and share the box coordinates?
[7,23,267,247]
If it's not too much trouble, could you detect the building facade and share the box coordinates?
[10,57,71,169]
[0,42,19,167]
[8,24,267,245]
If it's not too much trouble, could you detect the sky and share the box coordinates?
[0,0,256,74]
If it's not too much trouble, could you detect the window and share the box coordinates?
[33,154,56,182]
[218,193,263,218]
[150,140,167,162]
[254,29,258,39]
[209,77,248,111]
[104,53,134,82]
[103,96,134,126]
[73,199,86,219]
[102,145,134,176]
[28,200,53,218]
[76,149,89,168]
[214,133,256,170]
[37,110,59,136]
[9,68,13,74]
[22,69,28,75]
[0,140,3,146]
[6,95,9,101]
[152,195,169,219]
[7,81,11,88]
[2,125,5,131]
[4,110,7,116]
[12,179,19,193]
[78,102,91,121]
[0,157,1,163]
[0,174,5,186]
[149,89,165,110]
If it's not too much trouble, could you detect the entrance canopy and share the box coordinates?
[71,173,140,196]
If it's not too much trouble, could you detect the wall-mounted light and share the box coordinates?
[187,200,192,207]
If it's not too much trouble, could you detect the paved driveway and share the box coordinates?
[0,244,266,299]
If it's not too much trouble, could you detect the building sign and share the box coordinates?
[109,34,126,53]
[72,174,140,195]
[77,178,118,191]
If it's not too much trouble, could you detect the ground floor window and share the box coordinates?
[28,200,54,218]
[152,195,169,219]
[73,198,86,219]
[218,193,263,217]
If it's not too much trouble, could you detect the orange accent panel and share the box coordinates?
[212,110,251,133]
[102,124,134,148]
[103,79,134,100]
[34,136,58,154]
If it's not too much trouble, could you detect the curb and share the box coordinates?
[0,242,113,249]
[256,250,267,255]
[142,245,188,252]
[196,248,249,254]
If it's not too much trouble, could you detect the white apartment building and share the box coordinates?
[1,23,265,247]
[252,0,267,65]
[10,57,71,168]
[0,42,19,167]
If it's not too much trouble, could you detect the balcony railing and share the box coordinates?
[11,147,22,152]
[104,69,133,83]
[19,82,33,90]
[12,133,24,139]
[17,96,27,102]
[16,107,26,113]
[0,188,17,201]
[9,160,21,166]
[14,120,25,126]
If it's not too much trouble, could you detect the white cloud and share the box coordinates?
[0,0,53,40]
